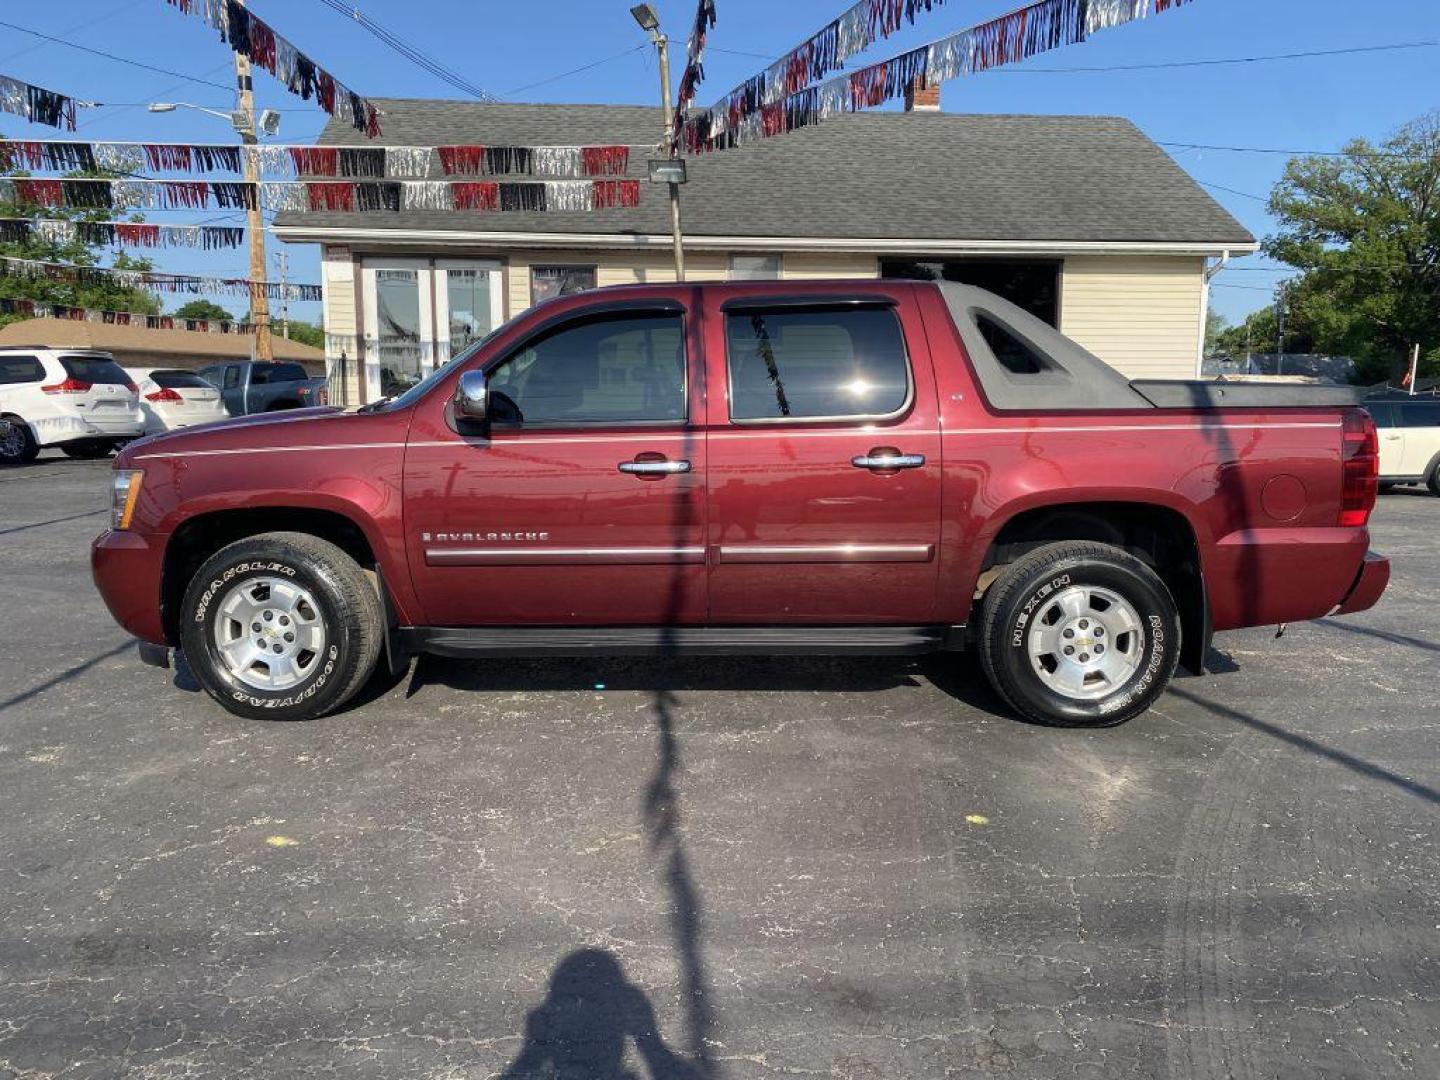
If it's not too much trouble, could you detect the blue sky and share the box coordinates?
[1,0,1436,326]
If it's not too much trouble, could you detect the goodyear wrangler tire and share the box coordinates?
[179,532,383,721]
[979,541,1180,727]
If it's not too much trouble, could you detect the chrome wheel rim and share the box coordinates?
[212,576,327,692]
[1027,585,1144,701]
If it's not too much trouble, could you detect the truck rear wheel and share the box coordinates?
[979,541,1180,727]
[179,532,383,721]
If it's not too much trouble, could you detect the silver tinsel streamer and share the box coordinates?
[254,146,292,176]
[387,147,433,177]
[547,181,594,212]
[260,183,308,212]
[34,220,76,245]
[533,146,582,177]
[93,143,145,172]
[111,181,153,209]
[0,76,26,121]
[402,181,450,210]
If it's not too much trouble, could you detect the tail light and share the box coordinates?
[1339,408,1379,527]
[41,377,91,394]
[146,387,183,403]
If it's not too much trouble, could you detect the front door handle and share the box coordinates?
[619,455,692,478]
[852,447,925,471]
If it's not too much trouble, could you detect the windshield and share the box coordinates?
[365,324,507,412]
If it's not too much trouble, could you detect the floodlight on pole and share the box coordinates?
[630,4,660,32]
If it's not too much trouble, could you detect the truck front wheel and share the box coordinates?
[179,532,383,721]
[978,541,1180,727]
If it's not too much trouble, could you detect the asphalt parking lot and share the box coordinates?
[2,452,1437,1079]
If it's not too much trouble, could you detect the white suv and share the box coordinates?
[1369,393,1440,496]
[0,347,144,464]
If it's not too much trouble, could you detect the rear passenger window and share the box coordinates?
[223,366,241,389]
[0,355,44,384]
[726,306,909,421]
[1399,403,1440,428]
[1366,403,1396,427]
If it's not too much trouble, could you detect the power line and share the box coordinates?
[994,40,1438,74]
[1196,179,1269,203]
[0,18,235,92]
[0,1,147,66]
[1160,140,1405,158]
[313,0,500,101]
[505,44,648,96]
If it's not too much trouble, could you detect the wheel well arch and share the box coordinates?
[160,506,378,643]
[976,500,1209,673]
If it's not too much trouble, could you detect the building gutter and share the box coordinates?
[1197,248,1233,377]
[271,225,1258,259]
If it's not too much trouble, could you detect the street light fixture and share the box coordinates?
[630,5,660,32]
[630,5,685,281]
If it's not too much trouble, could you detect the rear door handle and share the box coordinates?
[852,449,925,471]
[619,458,692,476]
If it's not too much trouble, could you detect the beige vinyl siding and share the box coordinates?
[320,245,363,405]
[779,251,879,280]
[1060,255,1205,379]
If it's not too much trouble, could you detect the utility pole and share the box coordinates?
[1407,343,1421,395]
[233,6,273,362]
[631,5,685,282]
[1275,283,1288,377]
[274,250,291,339]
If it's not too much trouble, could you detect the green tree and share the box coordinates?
[1204,309,1229,357]
[1,145,163,327]
[172,299,236,322]
[283,319,325,349]
[1264,111,1440,384]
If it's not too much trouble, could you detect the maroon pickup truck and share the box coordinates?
[92,280,1389,726]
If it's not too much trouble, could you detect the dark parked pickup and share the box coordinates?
[197,360,328,416]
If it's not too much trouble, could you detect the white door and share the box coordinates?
[433,260,504,369]
[1398,401,1440,476]
[362,258,436,402]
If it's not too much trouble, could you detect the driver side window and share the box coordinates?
[486,311,686,427]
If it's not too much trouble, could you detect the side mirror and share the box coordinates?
[453,370,489,422]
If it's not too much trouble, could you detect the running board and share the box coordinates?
[400,625,965,659]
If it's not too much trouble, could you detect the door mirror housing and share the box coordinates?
[454,370,489,422]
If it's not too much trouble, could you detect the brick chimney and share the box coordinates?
[905,78,941,112]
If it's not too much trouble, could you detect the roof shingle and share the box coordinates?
[274,101,1253,246]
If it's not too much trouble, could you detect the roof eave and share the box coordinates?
[272,226,1257,258]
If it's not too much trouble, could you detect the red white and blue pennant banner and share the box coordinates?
[674,0,718,144]
[683,0,1195,151]
[0,218,245,251]
[0,296,254,335]
[0,74,90,132]
[0,176,642,214]
[0,255,321,302]
[1,140,633,179]
[161,0,380,136]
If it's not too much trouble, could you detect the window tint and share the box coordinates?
[223,366,241,389]
[726,306,909,421]
[270,363,307,382]
[486,311,686,426]
[976,315,1049,375]
[61,356,130,384]
[1366,402,1396,427]
[0,355,44,384]
[150,370,214,389]
[1399,402,1440,429]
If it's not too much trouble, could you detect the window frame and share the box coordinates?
[728,253,784,281]
[721,300,914,427]
[477,302,691,432]
[530,264,599,305]
[1398,402,1440,430]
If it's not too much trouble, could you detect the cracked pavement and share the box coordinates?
[1,455,1437,1078]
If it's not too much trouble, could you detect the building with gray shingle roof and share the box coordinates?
[273,99,1255,404]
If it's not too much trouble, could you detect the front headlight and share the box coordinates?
[111,470,144,530]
